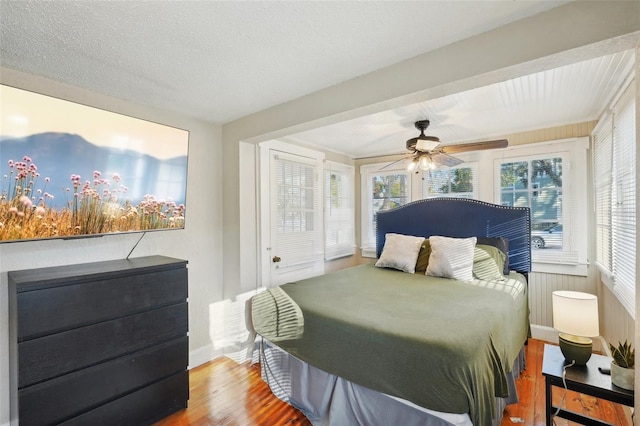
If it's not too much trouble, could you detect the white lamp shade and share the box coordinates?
[552,290,599,337]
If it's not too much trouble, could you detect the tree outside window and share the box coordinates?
[424,166,475,198]
[500,158,563,249]
[371,173,409,240]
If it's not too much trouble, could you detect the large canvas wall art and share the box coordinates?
[0,84,189,243]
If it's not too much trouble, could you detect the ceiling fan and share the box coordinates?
[383,119,508,172]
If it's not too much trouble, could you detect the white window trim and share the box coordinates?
[360,162,412,258]
[491,137,589,276]
[324,160,356,261]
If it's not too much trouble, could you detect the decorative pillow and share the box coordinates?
[414,239,431,274]
[477,237,510,274]
[473,245,506,281]
[375,233,424,273]
[426,236,477,281]
[476,244,507,275]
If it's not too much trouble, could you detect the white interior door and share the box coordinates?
[260,142,324,287]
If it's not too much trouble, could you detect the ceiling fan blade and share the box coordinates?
[378,156,411,171]
[431,153,464,167]
[354,152,406,160]
[441,139,508,154]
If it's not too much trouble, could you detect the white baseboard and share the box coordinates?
[530,324,607,354]
[189,343,223,369]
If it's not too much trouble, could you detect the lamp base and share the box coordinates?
[559,333,593,365]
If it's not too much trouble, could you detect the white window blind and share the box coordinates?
[422,163,478,199]
[593,80,636,315]
[593,114,613,274]
[611,91,636,310]
[324,161,355,260]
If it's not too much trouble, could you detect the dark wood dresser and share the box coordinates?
[8,255,189,426]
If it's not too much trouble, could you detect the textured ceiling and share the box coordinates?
[0,1,567,125]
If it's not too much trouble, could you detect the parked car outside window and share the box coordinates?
[531,224,562,249]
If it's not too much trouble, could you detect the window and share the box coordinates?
[360,164,410,256]
[494,138,588,274]
[499,157,563,250]
[423,163,478,199]
[274,156,316,234]
[593,80,636,316]
[324,161,355,260]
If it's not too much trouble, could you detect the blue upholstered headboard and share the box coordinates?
[376,198,531,274]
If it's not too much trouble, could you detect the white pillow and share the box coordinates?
[375,233,424,273]
[426,236,477,281]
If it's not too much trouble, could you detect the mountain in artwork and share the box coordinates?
[1,132,188,209]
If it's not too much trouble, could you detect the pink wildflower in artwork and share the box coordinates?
[35,206,45,216]
[19,195,32,207]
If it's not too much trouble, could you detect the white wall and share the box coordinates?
[0,68,224,425]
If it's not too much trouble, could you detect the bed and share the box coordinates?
[249,198,531,426]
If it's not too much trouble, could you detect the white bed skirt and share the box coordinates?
[257,338,525,426]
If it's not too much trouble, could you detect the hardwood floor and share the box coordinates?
[501,339,631,426]
[155,339,631,426]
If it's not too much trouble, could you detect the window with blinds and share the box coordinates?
[593,115,613,274]
[422,163,478,199]
[593,80,636,315]
[324,161,355,260]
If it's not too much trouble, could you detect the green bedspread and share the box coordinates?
[252,264,530,425]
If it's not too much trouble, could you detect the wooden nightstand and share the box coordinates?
[542,343,633,426]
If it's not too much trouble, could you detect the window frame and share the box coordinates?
[493,138,589,275]
[360,163,412,258]
[323,161,356,260]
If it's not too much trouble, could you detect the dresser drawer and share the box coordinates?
[17,267,187,340]
[60,370,189,426]
[19,302,188,388]
[19,336,188,426]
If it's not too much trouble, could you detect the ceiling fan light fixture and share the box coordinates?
[416,136,441,151]
[407,158,419,172]
[418,155,431,171]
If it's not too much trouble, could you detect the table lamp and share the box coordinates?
[552,290,599,365]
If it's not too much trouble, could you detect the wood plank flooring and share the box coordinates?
[155,339,631,426]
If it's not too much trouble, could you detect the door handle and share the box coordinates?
[272,256,281,263]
